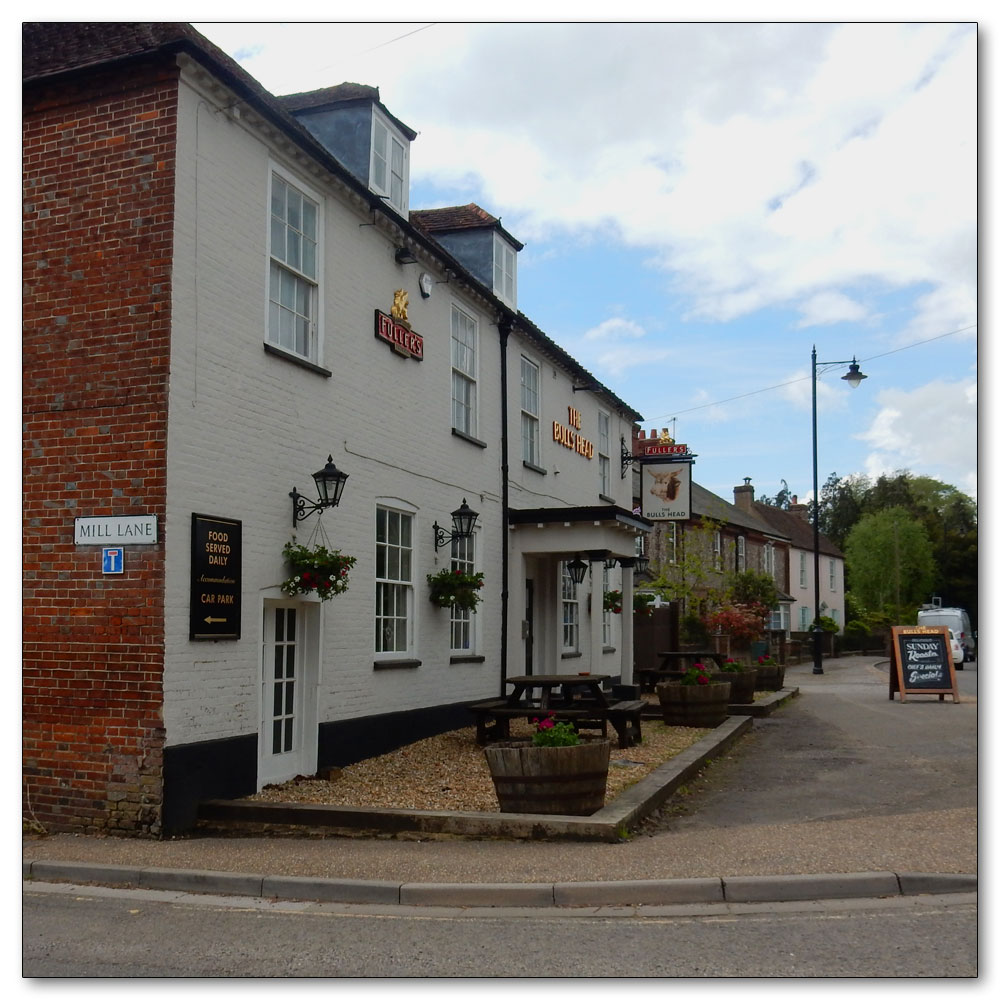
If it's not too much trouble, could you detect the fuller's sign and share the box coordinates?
[374,289,423,360]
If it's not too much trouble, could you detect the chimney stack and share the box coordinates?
[733,478,754,512]
[788,496,811,520]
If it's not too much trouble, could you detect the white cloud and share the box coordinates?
[795,291,869,328]
[859,378,978,495]
[196,22,976,340]
[568,317,672,379]
[582,317,645,343]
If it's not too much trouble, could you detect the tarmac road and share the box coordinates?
[23,656,978,898]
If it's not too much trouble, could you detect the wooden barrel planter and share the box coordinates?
[484,740,611,815]
[656,679,732,728]
[724,668,757,704]
[754,664,785,691]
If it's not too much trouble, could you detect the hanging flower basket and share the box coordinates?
[427,568,485,610]
[281,541,356,601]
[603,590,623,614]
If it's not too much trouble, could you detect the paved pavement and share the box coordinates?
[23,656,978,907]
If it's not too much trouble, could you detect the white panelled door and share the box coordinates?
[260,601,317,787]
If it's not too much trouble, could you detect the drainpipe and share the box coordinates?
[498,316,512,695]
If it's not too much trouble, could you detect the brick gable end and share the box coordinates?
[23,60,179,835]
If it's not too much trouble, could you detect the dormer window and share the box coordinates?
[371,109,408,215]
[493,235,517,307]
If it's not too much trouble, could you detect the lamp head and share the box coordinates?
[841,358,868,389]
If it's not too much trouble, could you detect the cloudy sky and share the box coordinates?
[193,16,979,503]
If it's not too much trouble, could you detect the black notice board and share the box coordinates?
[889,626,959,702]
[190,513,242,640]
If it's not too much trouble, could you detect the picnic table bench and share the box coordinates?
[468,674,644,748]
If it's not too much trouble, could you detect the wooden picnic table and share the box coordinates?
[468,673,644,748]
[637,650,729,692]
[505,673,611,710]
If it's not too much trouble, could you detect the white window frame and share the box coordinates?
[829,558,837,591]
[665,522,678,565]
[493,235,516,307]
[713,530,723,571]
[561,562,580,653]
[763,541,775,578]
[769,604,790,634]
[601,564,613,647]
[598,411,611,496]
[520,356,540,466]
[736,535,746,573]
[370,109,409,215]
[267,167,322,363]
[799,552,808,588]
[451,305,478,438]
[799,605,811,631]
[375,506,414,656]
[450,531,478,654]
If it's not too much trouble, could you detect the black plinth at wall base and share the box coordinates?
[163,734,258,836]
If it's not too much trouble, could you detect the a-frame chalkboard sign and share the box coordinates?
[889,626,960,702]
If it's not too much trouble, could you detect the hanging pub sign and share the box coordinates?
[889,626,959,702]
[641,459,692,520]
[374,289,423,360]
[190,513,242,640]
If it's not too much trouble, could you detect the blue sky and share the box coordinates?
[192,17,979,504]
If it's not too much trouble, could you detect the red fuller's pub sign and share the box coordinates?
[375,289,423,360]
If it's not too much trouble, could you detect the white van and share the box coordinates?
[917,607,975,662]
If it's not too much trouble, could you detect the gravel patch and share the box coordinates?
[248,719,709,813]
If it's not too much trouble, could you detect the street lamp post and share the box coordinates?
[811,347,867,675]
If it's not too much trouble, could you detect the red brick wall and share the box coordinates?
[23,60,179,834]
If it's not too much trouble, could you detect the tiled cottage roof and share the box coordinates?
[411,204,525,251]
[752,502,844,557]
[24,21,218,81]
[279,82,381,110]
[692,483,787,537]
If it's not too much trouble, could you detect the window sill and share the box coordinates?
[373,658,421,671]
[450,654,486,664]
[522,460,547,475]
[560,651,583,660]
[264,343,333,377]
[599,493,616,504]
[452,428,487,449]
[602,646,617,654]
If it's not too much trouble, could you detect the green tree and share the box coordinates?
[727,569,778,609]
[844,507,936,621]
[818,472,868,549]
[649,517,727,612]
[757,479,792,509]
[819,470,976,627]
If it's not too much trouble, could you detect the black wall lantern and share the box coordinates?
[433,498,479,550]
[566,558,589,585]
[290,455,349,525]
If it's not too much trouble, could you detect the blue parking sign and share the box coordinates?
[102,547,123,574]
